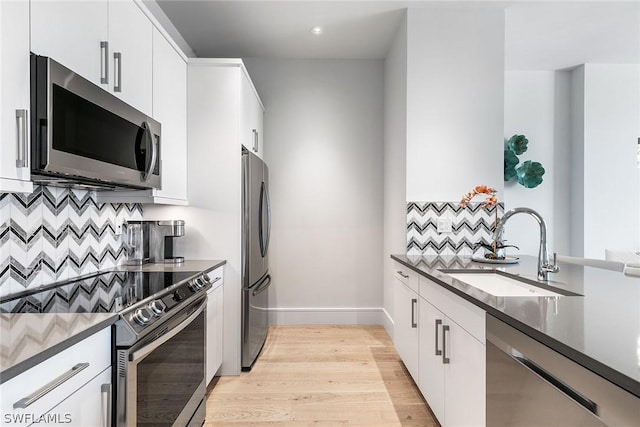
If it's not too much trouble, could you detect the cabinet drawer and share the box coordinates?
[40,367,112,427]
[394,262,419,293]
[419,276,485,343]
[1,327,111,424]
[206,265,225,291]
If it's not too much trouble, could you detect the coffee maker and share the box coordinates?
[124,220,185,265]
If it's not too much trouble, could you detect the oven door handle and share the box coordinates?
[130,300,205,362]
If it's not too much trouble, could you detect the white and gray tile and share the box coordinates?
[407,202,504,256]
[0,186,142,297]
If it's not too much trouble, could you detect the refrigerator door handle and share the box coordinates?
[252,274,272,296]
[258,181,266,257]
[264,182,271,253]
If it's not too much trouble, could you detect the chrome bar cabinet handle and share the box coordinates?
[411,298,417,328]
[435,319,442,356]
[13,363,90,409]
[396,271,409,279]
[15,109,28,168]
[442,325,450,364]
[252,129,259,152]
[101,383,112,427]
[114,52,122,92]
[100,41,109,84]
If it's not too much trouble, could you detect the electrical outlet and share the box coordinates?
[437,218,453,233]
[115,220,123,236]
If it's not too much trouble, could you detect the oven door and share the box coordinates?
[116,299,206,427]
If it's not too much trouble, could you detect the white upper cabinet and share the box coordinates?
[0,0,33,192]
[241,71,265,158]
[30,0,152,116]
[94,24,188,205]
[30,0,109,88]
[108,0,153,115]
[151,28,187,202]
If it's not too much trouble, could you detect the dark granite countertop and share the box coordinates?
[391,254,640,399]
[0,260,226,384]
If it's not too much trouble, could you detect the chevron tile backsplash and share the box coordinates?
[0,186,142,297]
[407,202,504,256]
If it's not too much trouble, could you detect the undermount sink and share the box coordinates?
[446,272,565,297]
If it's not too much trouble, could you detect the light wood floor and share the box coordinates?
[205,325,438,426]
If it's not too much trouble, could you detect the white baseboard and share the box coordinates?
[382,307,394,340]
[268,307,385,325]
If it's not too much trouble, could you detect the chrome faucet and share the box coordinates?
[492,207,559,281]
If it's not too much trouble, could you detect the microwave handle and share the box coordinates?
[141,122,157,182]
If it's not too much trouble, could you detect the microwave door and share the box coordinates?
[31,54,161,189]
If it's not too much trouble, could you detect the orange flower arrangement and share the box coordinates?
[460,185,498,209]
[460,185,500,255]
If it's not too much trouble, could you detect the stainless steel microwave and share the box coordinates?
[30,54,161,189]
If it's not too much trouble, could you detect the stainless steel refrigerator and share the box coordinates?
[241,146,272,370]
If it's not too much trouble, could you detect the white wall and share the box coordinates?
[383,14,408,338]
[582,64,640,258]
[243,58,385,325]
[570,66,586,257]
[405,7,505,202]
[504,70,572,256]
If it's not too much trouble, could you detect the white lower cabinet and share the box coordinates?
[0,327,111,427]
[206,266,225,385]
[417,276,486,427]
[393,263,486,427]
[393,274,419,380]
[443,317,485,427]
[418,297,446,422]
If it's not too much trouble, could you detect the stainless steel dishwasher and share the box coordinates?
[486,315,638,427]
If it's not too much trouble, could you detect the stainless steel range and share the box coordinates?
[0,269,213,427]
[114,272,212,427]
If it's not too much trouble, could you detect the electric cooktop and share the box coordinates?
[0,271,199,314]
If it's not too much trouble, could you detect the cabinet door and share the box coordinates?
[393,278,419,379]
[444,320,486,427]
[108,0,153,115]
[152,28,187,202]
[241,72,264,158]
[30,0,108,87]
[206,284,224,385]
[0,0,33,192]
[418,297,445,424]
[41,368,112,427]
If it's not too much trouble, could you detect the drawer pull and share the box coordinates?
[13,363,90,409]
[397,271,409,279]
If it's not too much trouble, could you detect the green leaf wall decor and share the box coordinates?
[515,160,545,188]
[503,134,545,189]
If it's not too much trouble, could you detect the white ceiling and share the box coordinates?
[155,0,640,69]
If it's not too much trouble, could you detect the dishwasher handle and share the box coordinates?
[514,354,598,415]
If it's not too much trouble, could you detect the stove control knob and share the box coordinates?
[195,277,205,289]
[202,275,212,284]
[148,300,165,316]
[132,308,152,326]
[187,280,198,292]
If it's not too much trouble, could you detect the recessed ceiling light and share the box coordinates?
[310,26,323,36]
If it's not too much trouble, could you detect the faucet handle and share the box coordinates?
[544,252,560,273]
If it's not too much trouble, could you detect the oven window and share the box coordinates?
[51,84,159,174]
[135,311,205,426]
